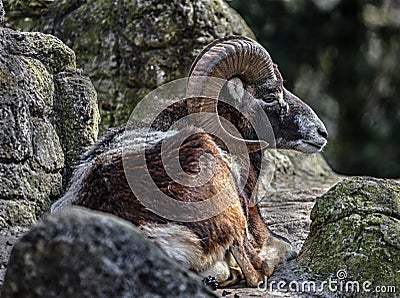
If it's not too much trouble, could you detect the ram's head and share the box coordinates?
[186,36,328,154]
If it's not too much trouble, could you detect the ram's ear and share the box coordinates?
[225,77,245,103]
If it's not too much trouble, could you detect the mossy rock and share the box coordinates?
[6,0,255,133]
[298,177,400,296]
[0,25,99,228]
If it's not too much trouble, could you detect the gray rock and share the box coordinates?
[0,0,4,26]
[0,27,99,229]
[0,226,29,286]
[5,0,255,133]
[53,69,100,182]
[1,207,216,298]
[260,150,341,251]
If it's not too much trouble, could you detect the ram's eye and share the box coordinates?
[264,95,276,103]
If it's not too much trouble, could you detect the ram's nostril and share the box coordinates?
[317,127,328,139]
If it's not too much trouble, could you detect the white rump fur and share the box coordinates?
[140,223,229,275]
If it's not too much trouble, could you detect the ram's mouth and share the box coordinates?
[294,140,327,153]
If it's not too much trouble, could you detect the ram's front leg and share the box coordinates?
[247,205,296,272]
[230,237,268,287]
[201,254,243,288]
[258,227,297,271]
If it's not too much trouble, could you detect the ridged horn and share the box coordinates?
[186,35,276,153]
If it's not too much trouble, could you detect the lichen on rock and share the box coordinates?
[0,26,99,228]
[298,177,400,293]
[6,0,255,133]
[53,69,100,182]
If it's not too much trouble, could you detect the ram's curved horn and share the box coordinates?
[187,36,276,153]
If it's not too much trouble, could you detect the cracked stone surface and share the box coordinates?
[0,21,99,229]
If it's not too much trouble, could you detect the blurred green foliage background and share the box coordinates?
[231,0,400,178]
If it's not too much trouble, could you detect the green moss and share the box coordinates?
[311,177,400,226]
[8,0,255,132]
[298,177,400,295]
[9,31,76,74]
[0,200,37,229]
[20,57,55,113]
[0,26,98,227]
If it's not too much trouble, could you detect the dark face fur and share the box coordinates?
[252,71,328,153]
[216,66,327,154]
